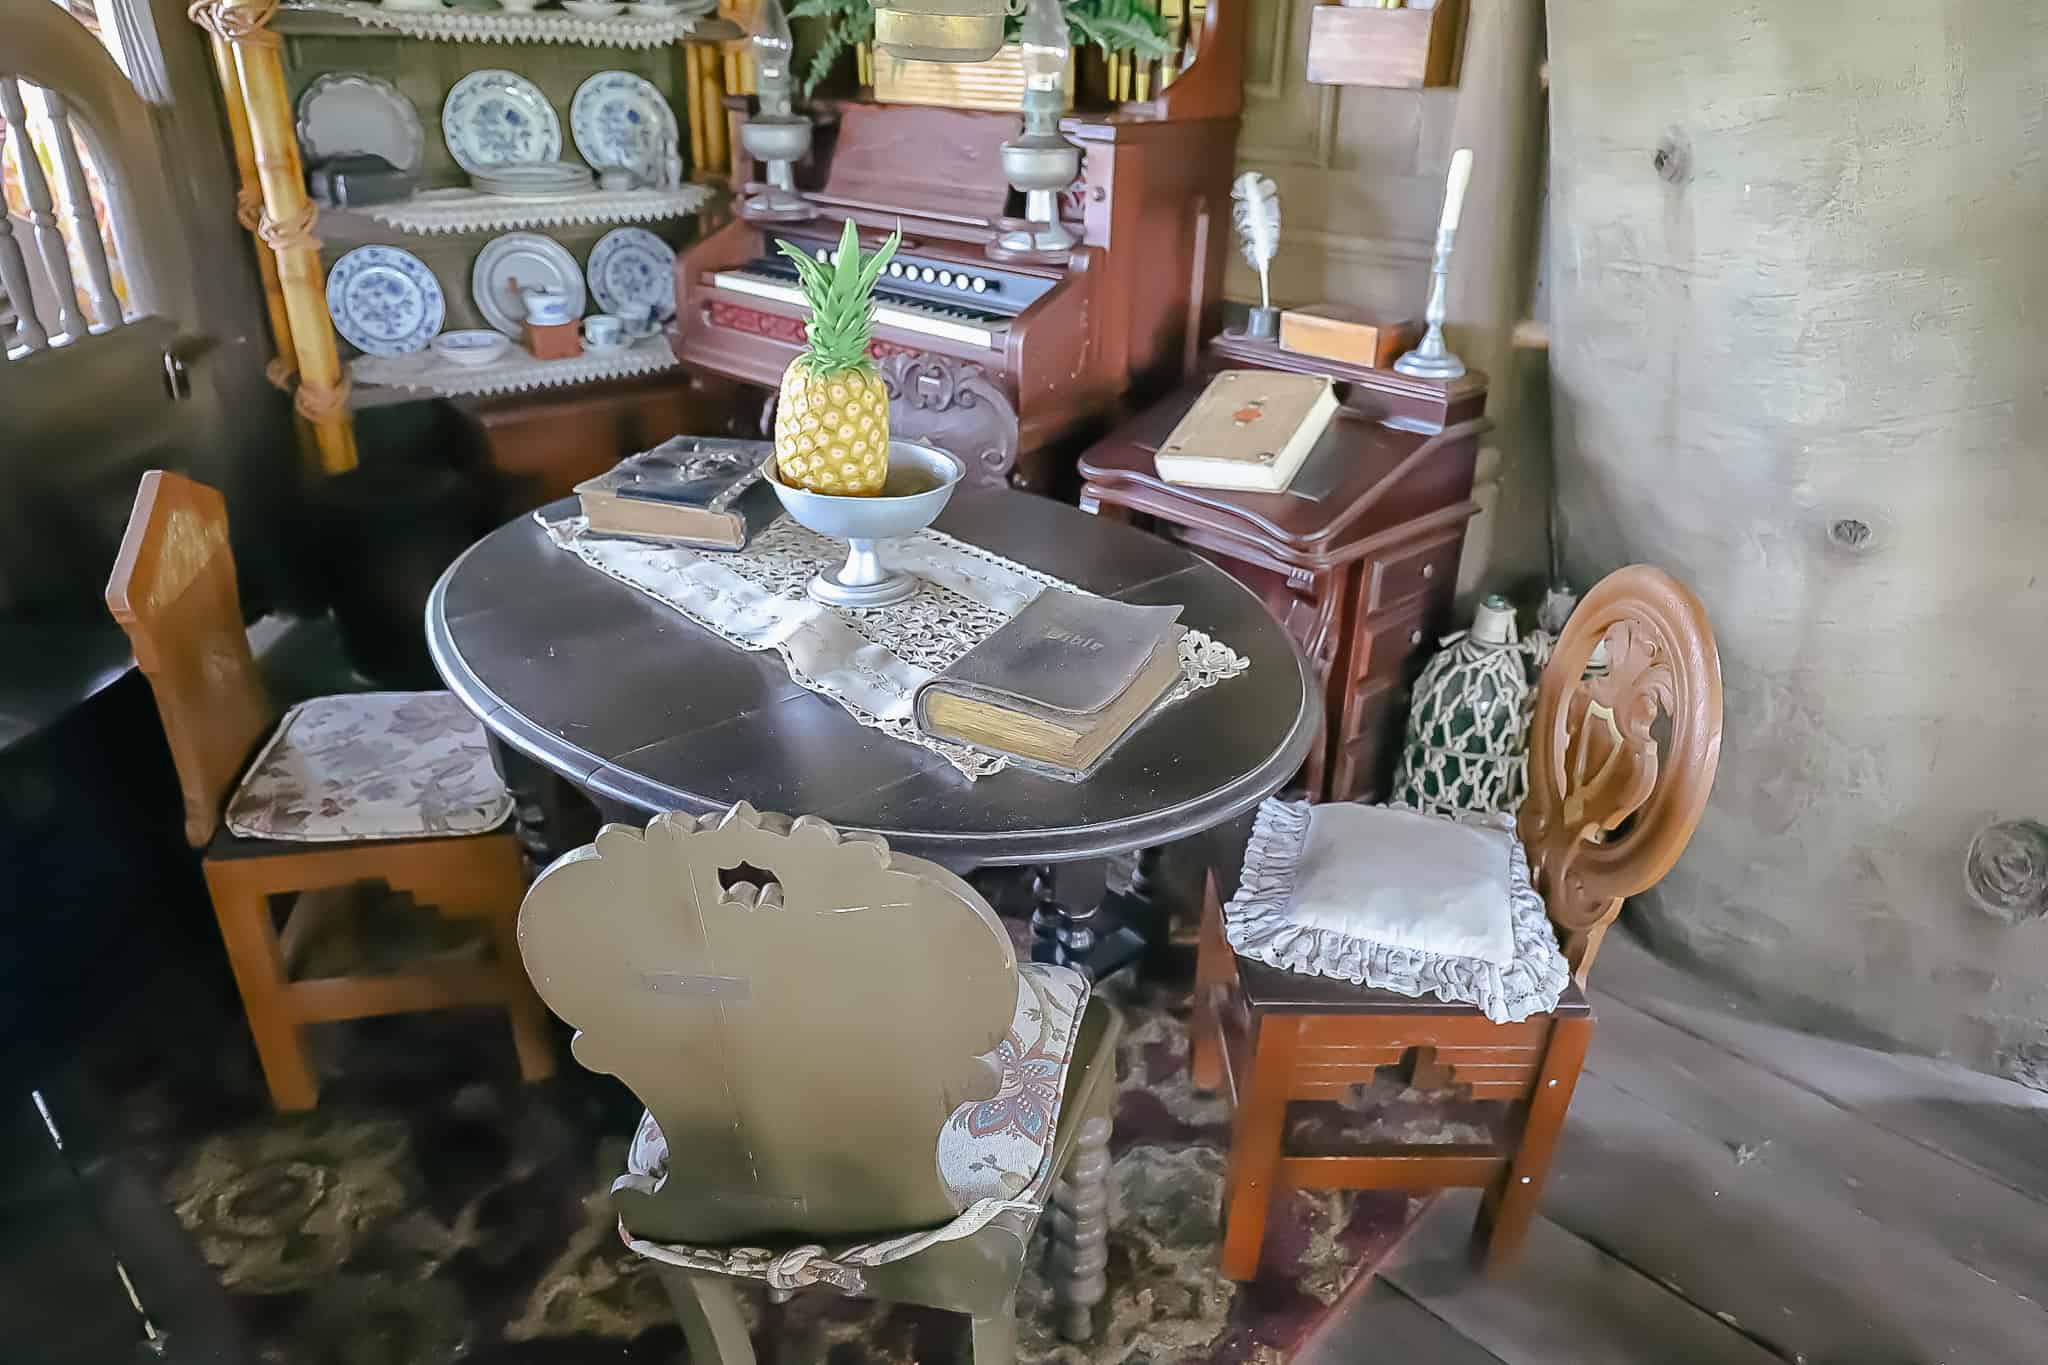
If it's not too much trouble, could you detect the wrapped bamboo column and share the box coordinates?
[190,0,357,474]
[206,31,297,392]
[698,44,728,173]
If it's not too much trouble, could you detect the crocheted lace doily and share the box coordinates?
[351,334,677,398]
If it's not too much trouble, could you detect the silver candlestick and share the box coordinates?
[1393,225,1466,380]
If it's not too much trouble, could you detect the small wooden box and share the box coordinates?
[1279,305,1422,370]
[1306,0,1467,90]
[524,319,583,362]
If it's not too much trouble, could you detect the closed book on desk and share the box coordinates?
[575,437,779,551]
[915,590,1186,780]
[1154,370,1339,494]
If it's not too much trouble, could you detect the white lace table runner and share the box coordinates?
[282,0,721,48]
[541,513,1250,778]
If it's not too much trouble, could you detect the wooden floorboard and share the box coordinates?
[1299,1278,1507,1365]
[1595,932,2048,1197]
[1581,990,2048,1311]
[1376,1194,1784,1364]
[1548,1070,2048,1364]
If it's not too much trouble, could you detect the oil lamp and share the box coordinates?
[738,0,816,222]
[990,0,1080,261]
[872,0,1013,65]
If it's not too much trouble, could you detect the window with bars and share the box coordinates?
[1,0,133,358]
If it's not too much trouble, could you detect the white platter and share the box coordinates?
[586,226,676,322]
[326,244,445,355]
[569,70,678,173]
[296,72,423,172]
[471,161,595,200]
[472,231,586,338]
[442,69,562,176]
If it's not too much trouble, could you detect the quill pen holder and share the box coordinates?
[1244,306,1279,339]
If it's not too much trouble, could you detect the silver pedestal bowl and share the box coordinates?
[764,441,965,608]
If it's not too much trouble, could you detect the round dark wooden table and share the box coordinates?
[427,491,1318,975]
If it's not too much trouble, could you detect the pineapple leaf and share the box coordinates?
[855,226,902,298]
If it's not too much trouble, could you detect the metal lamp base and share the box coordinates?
[809,539,918,608]
[739,182,818,223]
[1392,344,1467,380]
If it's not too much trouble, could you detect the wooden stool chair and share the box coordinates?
[517,803,1122,1363]
[1193,565,1723,1276]
[104,471,555,1110]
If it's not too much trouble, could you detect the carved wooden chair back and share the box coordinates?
[878,352,1020,488]
[105,470,280,848]
[518,804,1022,1247]
[1517,565,1723,980]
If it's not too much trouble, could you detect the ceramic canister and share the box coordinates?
[1390,595,1543,819]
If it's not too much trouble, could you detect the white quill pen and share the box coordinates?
[1231,171,1280,311]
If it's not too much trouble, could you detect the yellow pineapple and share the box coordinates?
[773,219,902,495]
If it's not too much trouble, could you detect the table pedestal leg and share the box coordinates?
[490,741,597,877]
[1028,860,1150,984]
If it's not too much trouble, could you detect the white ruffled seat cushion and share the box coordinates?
[225,692,513,843]
[1224,799,1570,1024]
[621,961,1090,1293]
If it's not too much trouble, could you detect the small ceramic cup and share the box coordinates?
[522,287,574,326]
[583,313,626,349]
[616,301,655,338]
[496,0,544,11]
[598,167,638,192]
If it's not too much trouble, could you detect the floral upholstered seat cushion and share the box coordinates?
[225,692,514,843]
[1225,798,1570,1024]
[621,961,1091,1293]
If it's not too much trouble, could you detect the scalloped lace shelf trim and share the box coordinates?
[282,0,717,48]
[1223,799,1571,1024]
[360,184,712,235]
[350,334,676,398]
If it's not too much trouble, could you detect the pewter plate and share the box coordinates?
[442,69,562,176]
[296,72,423,172]
[472,231,585,338]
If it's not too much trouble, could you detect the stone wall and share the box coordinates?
[1547,0,2048,1080]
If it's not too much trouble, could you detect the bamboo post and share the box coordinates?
[206,31,297,392]
[192,0,356,474]
[682,42,708,176]
[699,46,728,174]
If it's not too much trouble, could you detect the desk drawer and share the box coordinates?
[1366,531,1465,614]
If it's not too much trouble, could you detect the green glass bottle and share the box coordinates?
[1390,594,1540,818]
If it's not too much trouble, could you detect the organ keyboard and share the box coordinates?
[671,1,1250,490]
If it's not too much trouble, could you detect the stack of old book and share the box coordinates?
[574,436,780,551]
[915,590,1186,780]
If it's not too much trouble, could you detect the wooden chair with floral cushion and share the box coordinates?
[104,470,555,1110]
[1192,565,1723,1277]
[516,803,1123,1364]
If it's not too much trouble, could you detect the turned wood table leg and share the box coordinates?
[1050,1113,1112,1342]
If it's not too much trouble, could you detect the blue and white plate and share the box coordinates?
[586,227,676,323]
[570,71,678,173]
[442,69,562,176]
[325,245,444,355]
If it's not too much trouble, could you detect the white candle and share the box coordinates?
[1439,147,1475,234]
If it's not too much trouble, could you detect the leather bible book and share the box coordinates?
[1153,369,1340,493]
[915,591,1187,780]
[575,436,779,551]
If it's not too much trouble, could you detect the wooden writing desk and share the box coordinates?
[1077,333,1490,801]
